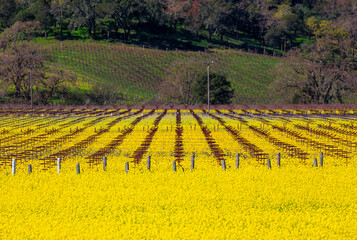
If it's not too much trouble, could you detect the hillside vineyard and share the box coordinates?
[48,41,279,105]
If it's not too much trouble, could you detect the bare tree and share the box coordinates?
[159,57,204,104]
[272,29,356,104]
[0,21,40,44]
[0,21,77,104]
[38,67,77,104]
[0,42,44,101]
[0,21,41,101]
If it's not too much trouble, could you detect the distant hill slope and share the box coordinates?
[44,41,281,104]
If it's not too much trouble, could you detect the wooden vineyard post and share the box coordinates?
[76,163,80,175]
[103,156,107,171]
[173,161,177,172]
[12,159,16,175]
[313,158,318,167]
[267,157,271,169]
[57,158,61,174]
[277,153,281,167]
[28,164,32,174]
[236,153,240,169]
[147,155,151,171]
[319,152,323,167]
[191,153,195,171]
[125,162,129,174]
[222,159,226,170]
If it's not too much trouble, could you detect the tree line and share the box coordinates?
[0,0,355,50]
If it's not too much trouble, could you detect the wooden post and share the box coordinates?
[28,164,32,174]
[313,158,318,167]
[147,155,151,171]
[12,159,16,175]
[191,153,195,171]
[319,152,323,167]
[173,161,177,172]
[125,162,129,173]
[76,163,80,175]
[277,153,281,167]
[103,156,107,171]
[222,159,226,170]
[236,153,240,169]
[267,158,271,169]
[57,158,61,174]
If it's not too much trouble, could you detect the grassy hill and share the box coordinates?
[42,40,281,105]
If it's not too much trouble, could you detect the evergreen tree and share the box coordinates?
[193,73,233,105]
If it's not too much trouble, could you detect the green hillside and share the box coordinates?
[44,40,280,105]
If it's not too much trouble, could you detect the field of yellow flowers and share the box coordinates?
[0,108,356,239]
[1,166,356,239]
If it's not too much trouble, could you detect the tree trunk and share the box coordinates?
[88,26,92,38]
[54,20,57,33]
[60,11,63,38]
[123,28,127,40]
[169,16,173,30]
[92,20,96,38]
[123,22,131,40]
[115,25,119,39]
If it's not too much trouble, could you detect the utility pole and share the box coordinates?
[30,67,33,111]
[207,63,210,113]
[27,65,35,112]
[207,60,214,113]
